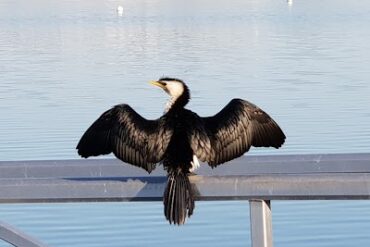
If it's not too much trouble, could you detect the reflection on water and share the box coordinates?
[1,0,370,246]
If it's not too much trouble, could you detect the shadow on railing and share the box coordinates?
[1,153,370,247]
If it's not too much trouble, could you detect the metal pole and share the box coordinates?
[249,200,273,247]
[0,221,49,247]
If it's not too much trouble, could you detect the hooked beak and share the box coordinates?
[149,80,166,89]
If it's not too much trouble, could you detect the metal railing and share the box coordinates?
[1,153,370,247]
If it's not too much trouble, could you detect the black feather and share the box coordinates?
[164,169,194,225]
[76,104,173,173]
[192,98,286,167]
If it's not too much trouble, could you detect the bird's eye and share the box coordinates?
[161,82,167,86]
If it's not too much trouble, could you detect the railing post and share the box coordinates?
[249,200,273,247]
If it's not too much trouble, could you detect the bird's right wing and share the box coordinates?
[76,104,173,173]
[198,99,285,167]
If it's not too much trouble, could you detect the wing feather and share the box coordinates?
[187,114,213,162]
[197,98,285,167]
[76,104,173,173]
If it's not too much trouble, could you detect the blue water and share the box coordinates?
[1,0,370,246]
[1,201,370,247]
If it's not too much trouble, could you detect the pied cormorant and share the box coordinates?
[76,77,286,225]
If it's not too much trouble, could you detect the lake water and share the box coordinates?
[1,0,370,246]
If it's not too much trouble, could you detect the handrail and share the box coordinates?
[1,153,370,247]
[0,221,50,247]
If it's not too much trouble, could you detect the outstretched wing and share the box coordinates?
[194,98,285,167]
[76,104,173,173]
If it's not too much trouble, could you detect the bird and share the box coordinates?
[76,77,286,225]
[116,5,123,16]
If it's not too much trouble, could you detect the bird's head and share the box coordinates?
[150,77,190,110]
[150,77,187,98]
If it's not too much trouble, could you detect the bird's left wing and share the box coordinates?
[76,104,173,173]
[192,99,285,167]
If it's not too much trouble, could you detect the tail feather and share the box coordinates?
[164,170,194,225]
